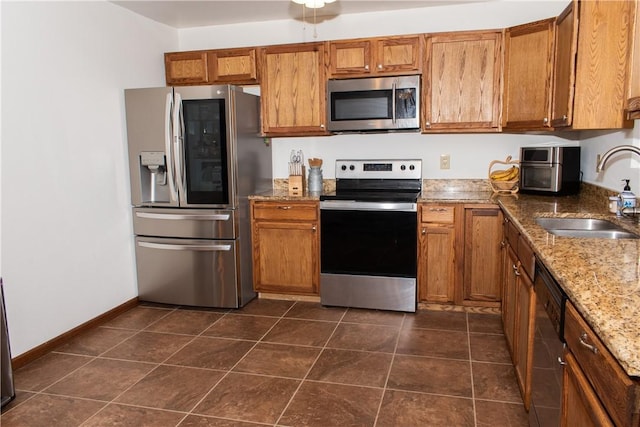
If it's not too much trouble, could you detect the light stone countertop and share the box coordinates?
[496,193,640,378]
[249,184,640,377]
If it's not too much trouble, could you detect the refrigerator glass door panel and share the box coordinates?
[135,236,239,308]
[124,87,178,207]
[132,208,236,239]
[181,99,229,205]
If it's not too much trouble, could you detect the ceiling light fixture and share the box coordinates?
[292,0,336,38]
[292,0,335,9]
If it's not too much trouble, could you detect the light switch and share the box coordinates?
[440,154,450,169]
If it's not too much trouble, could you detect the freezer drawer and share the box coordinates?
[135,236,243,308]
[133,208,236,239]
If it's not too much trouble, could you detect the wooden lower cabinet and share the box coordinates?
[418,204,457,303]
[562,351,615,427]
[250,201,319,295]
[502,243,518,357]
[462,205,503,306]
[514,263,536,410]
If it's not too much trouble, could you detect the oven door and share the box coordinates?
[320,201,417,312]
[520,164,562,193]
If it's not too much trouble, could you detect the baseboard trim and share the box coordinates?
[11,297,139,369]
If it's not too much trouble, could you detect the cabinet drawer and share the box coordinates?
[517,235,535,280]
[252,202,318,221]
[564,302,638,427]
[421,205,455,223]
[506,219,520,248]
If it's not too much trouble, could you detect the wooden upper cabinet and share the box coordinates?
[502,18,555,130]
[209,48,258,84]
[423,30,503,132]
[553,0,635,129]
[165,48,258,86]
[260,43,328,136]
[628,0,640,119]
[165,51,210,85]
[328,35,421,77]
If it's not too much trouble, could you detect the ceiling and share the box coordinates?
[111,0,488,29]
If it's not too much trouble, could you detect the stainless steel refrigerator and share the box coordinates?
[124,85,271,308]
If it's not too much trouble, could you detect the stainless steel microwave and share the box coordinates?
[519,146,581,195]
[327,75,420,132]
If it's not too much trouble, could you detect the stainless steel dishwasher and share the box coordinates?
[529,261,568,427]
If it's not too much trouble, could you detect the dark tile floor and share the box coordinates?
[1,298,529,426]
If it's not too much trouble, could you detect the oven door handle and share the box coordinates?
[320,200,416,212]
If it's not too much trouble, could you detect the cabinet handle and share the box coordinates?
[425,121,431,128]
[512,264,520,276]
[364,64,370,70]
[500,241,506,248]
[562,115,568,121]
[421,228,427,235]
[278,206,292,210]
[312,225,317,232]
[557,356,567,366]
[579,333,599,354]
[320,123,325,129]
[377,64,383,70]
[543,117,549,124]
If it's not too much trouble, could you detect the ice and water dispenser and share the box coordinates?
[139,151,170,203]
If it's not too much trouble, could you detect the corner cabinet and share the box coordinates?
[260,43,328,136]
[502,18,555,130]
[327,35,421,77]
[552,0,635,129]
[423,30,503,132]
[165,48,259,86]
[250,200,320,296]
[462,205,503,306]
[417,204,458,304]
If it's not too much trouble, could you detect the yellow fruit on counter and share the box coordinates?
[490,166,519,181]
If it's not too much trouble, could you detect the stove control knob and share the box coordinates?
[341,165,347,171]
[400,165,406,171]
[349,165,355,171]
[409,164,415,171]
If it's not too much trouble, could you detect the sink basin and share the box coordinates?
[535,217,639,239]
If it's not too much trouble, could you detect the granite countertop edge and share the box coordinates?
[250,189,640,377]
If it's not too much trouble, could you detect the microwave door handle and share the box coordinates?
[173,92,186,202]
[391,81,397,124]
[165,92,178,202]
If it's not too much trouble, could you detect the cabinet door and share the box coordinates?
[418,224,456,303]
[502,244,518,360]
[571,0,634,129]
[209,48,258,84]
[375,36,421,74]
[261,43,327,136]
[252,220,319,295]
[165,51,210,85]
[502,18,555,129]
[551,1,578,128]
[514,266,536,411]
[561,351,615,427]
[424,31,502,131]
[328,39,373,76]
[462,206,503,305]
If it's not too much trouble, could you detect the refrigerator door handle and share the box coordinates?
[135,212,231,221]
[173,92,187,203]
[165,92,178,202]
[138,241,232,252]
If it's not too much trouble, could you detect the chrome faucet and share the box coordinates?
[596,145,640,172]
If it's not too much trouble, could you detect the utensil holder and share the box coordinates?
[308,167,323,194]
[288,166,306,196]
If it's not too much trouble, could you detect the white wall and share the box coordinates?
[180,0,638,191]
[1,1,178,356]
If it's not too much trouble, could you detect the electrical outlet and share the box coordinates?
[440,154,450,170]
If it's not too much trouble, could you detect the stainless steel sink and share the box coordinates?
[535,217,639,239]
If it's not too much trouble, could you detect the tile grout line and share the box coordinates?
[467,312,478,427]
[274,303,349,427]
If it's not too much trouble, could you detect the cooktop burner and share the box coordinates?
[322,159,422,203]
